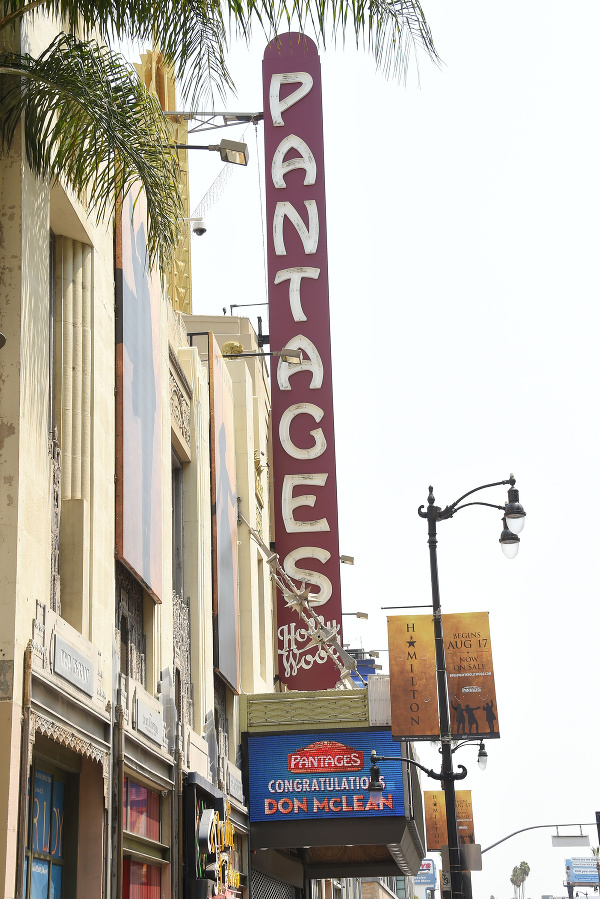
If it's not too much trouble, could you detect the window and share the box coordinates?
[123,778,160,841]
[122,860,160,899]
[49,230,61,615]
[174,667,182,724]
[120,614,129,678]
[172,451,184,598]
[122,778,163,899]
[24,767,66,899]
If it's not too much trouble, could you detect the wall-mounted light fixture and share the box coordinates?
[222,344,303,365]
[172,138,250,166]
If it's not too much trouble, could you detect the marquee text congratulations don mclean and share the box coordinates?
[264,777,393,815]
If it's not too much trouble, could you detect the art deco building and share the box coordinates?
[0,28,426,899]
[0,30,276,899]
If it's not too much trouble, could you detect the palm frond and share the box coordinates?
[1,0,437,106]
[0,33,183,269]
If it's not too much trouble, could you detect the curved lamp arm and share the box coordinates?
[419,477,514,521]
[448,477,515,510]
[370,751,467,783]
[438,738,483,754]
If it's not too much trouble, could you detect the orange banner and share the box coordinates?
[456,790,476,845]
[425,790,475,849]
[388,615,439,740]
[443,612,499,740]
[424,790,447,850]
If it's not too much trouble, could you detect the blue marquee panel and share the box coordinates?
[247,729,404,823]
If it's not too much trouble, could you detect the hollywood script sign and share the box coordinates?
[262,33,343,690]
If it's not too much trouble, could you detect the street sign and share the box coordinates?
[414,859,436,886]
[441,844,482,872]
[552,836,590,847]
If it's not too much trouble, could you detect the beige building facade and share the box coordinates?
[0,24,426,899]
[0,21,277,899]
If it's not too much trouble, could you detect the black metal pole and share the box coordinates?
[425,486,464,899]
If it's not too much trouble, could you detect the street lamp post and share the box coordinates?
[368,740,485,894]
[416,475,526,899]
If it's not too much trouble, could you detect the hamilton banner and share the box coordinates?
[424,790,446,850]
[456,791,476,845]
[425,790,476,849]
[444,612,499,740]
[388,615,439,740]
[389,612,499,740]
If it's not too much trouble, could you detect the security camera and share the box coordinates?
[190,217,207,237]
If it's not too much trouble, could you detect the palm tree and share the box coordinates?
[0,0,437,268]
[518,861,531,899]
[0,28,182,269]
[510,861,531,899]
[510,865,521,898]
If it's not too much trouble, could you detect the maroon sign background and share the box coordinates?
[263,33,342,689]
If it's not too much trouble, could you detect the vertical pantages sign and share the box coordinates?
[263,33,343,688]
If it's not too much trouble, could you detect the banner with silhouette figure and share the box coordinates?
[425,790,476,849]
[389,612,499,740]
[444,611,499,740]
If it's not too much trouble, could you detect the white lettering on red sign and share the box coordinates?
[263,35,343,688]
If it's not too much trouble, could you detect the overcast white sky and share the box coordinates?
[172,2,600,895]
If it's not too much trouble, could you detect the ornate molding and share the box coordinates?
[32,601,47,669]
[116,563,146,687]
[173,592,193,729]
[31,710,110,806]
[168,344,192,398]
[254,451,265,508]
[170,369,191,448]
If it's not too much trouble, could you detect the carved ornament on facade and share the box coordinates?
[116,563,146,687]
[169,369,191,448]
[173,592,193,729]
[30,710,110,806]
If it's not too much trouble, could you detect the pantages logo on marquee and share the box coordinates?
[262,33,343,689]
[247,730,404,822]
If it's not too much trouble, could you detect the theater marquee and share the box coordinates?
[247,730,404,823]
